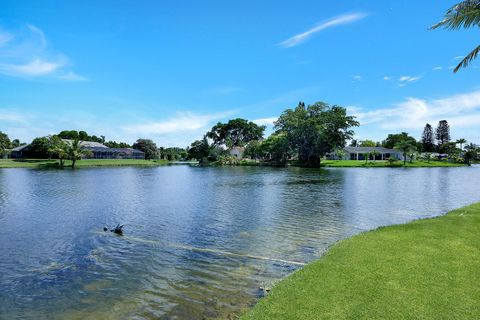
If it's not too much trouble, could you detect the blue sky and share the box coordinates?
[0,0,479,146]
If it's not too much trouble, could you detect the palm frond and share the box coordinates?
[454,44,480,72]
[431,0,480,30]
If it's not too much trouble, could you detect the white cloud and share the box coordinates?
[0,109,28,123]
[352,75,362,81]
[349,89,480,142]
[398,75,421,87]
[0,24,84,81]
[122,111,236,135]
[383,76,391,80]
[454,55,464,60]
[432,66,443,71]
[252,117,277,126]
[279,13,367,48]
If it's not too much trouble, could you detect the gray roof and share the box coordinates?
[10,145,29,152]
[62,139,108,148]
[344,146,399,154]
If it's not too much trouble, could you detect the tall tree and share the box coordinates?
[456,138,467,150]
[395,141,417,165]
[67,139,91,168]
[431,1,480,72]
[207,118,265,147]
[436,120,451,146]
[0,131,11,156]
[132,139,158,160]
[274,101,359,167]
[421,123,435,152]
[382,132,417,149]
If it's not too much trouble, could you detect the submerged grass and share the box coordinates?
[321,160,465,167]
[0,159,169,168]
[243,202,480,320]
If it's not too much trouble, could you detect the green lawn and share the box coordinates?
[321,160,466,167]
[0,158,169,168]
[243,202,480,320]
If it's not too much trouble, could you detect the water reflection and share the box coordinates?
[0,166,479,319]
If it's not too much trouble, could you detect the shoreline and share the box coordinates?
[0,159,170,169]
[242,202,480,319]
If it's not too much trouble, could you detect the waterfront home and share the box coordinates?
[9,140,145,160]
[329,146,404,161]
[229,146,245,159]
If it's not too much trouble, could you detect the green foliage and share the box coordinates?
[160,147,187,161]
[456,138,467,150]
[58,130,105,143]
[436,120,451,146]
[104,141,131,148]
[431,1,480,72]
[67,138,92,168]
[0,131,11,156]
[359,139,376,147]
[132,139,158,160]
[207,118,265,147]
[274,102,359,167]
[243,140,264,161]
[29,137,52,158]
[394,140,417,165]
[382,132,417,149]
[259,133,290,165]
[421,123,435,152]
[464,143,479,165]
[188,136,211,162]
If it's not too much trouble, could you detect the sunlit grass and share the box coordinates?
[243,202,480,319]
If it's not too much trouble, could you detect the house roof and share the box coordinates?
[10,144,29,152]
[344,146,399,153]
[62,139,108,148]
[84,147,144,154]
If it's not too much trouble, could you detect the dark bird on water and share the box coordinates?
[103,224,124,235]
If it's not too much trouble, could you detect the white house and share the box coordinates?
[329,147,405,161]
[229,146,245,159]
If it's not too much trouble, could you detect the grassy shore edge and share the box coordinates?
[0,159,170,168]
[242,202,480,319]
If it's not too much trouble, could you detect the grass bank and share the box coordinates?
[321,160,466,167]
[243,202,480,319]
[0,159,169,168]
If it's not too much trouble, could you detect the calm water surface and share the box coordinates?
[1,166,479,319]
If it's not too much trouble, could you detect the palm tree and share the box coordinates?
[67,139,91,168]
[456,138,467,150]
[395,141,416,165]
[431,1,480,72]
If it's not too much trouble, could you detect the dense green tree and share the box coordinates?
[382,132,417,149]
[0,131,11,156]
[105,141,131,148]
[58,130,79,140]
[436,120,451,146]
[395,140,417,165]
[243,140,264,161]
[274,102,359,167]
[359,140,376,147]
[132,139,158,160]
[464,143,478,165]
[349,139,358,147]
[259,133,290,164]
[421,123,435,152]
[187,136,211,162]
[207,118,265,147]
[431,1,480,72]
[29,137,51,158]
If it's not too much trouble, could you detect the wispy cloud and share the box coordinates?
[432,66,443,71]
[398,75,421,87]
[352,75,362,81]
[0,24,85,81]
[279,13,367,48]
[252,117,277,126]
[383,76,391,81]
[122,111,236,136]
[349,89,480,142]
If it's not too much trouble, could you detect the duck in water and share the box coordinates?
[103,224,124,235]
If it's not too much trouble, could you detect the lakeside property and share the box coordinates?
[243,202,480,319]
[0,158,169,168]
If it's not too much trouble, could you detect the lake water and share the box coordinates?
[1,166,479,319]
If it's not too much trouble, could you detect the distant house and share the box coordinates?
[229,146,245,159]
[9,139,145,160]
[9,145,30,159]
[82,147,145,159]
[329,147,404,161]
